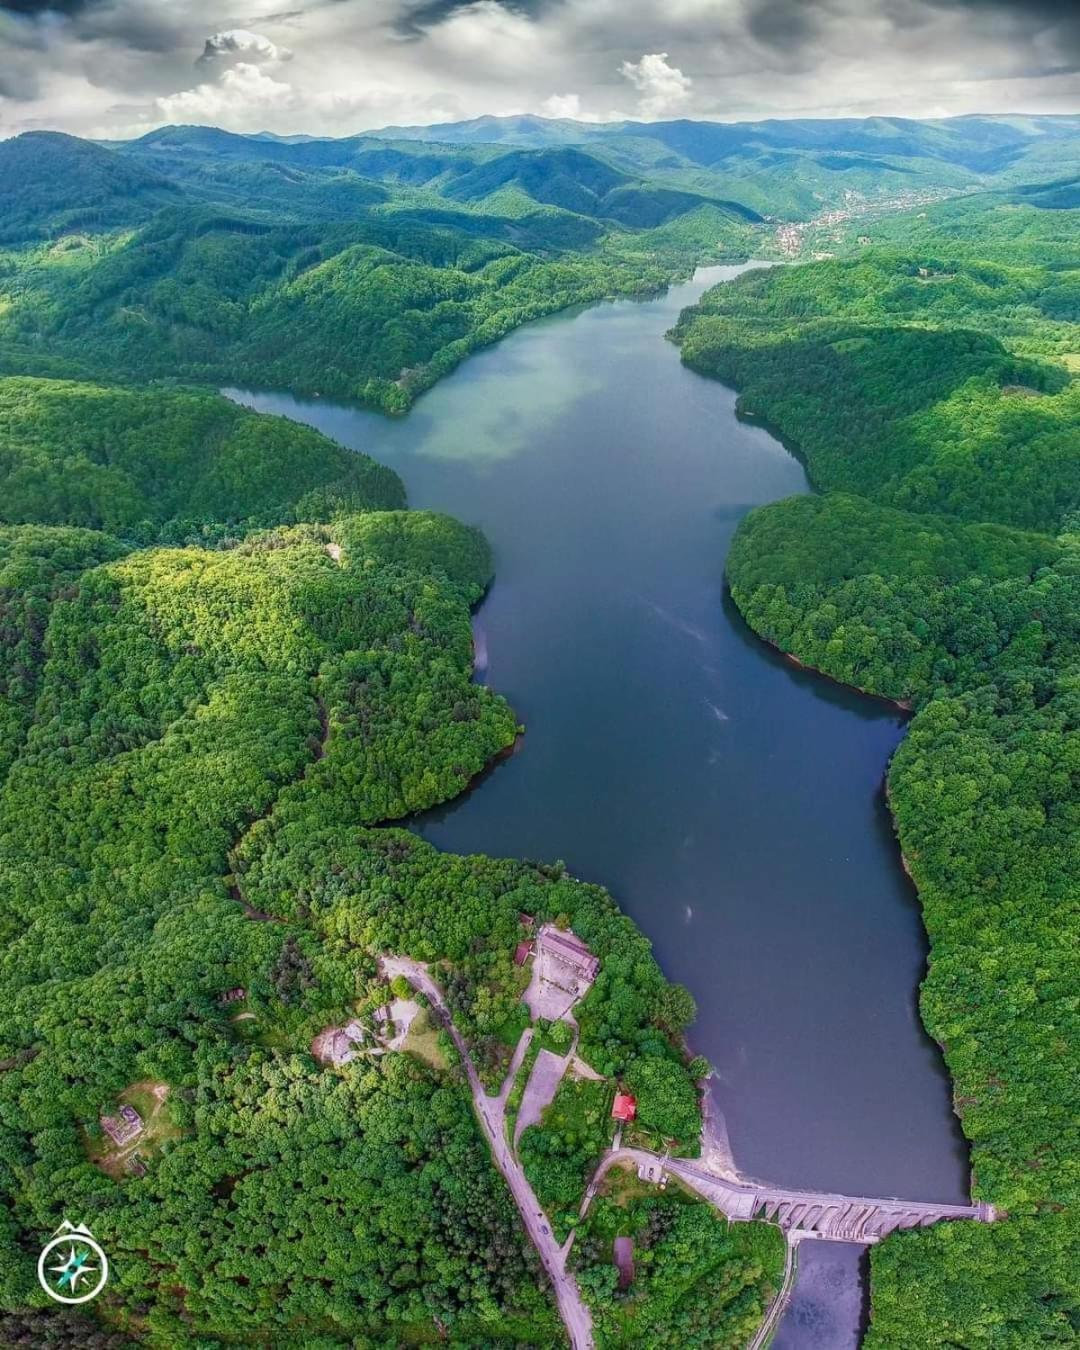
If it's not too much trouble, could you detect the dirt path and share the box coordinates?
[380,956,594,1350]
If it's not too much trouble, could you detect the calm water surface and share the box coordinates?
[229,263,969,1344]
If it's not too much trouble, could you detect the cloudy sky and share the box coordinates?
[1,0,1078,140]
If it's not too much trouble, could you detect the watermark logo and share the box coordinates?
[37,1222,109,1305]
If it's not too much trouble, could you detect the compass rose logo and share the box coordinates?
[37,1222,109,1304]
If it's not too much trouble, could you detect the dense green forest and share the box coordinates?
[3,109,1079,1346]
[5,118,1078,414]
[368,112,1080,219]
[571,1173,783,1348]
[0,130,762,412]
[0,373,714,1341]
[0,376,403,531]
[675,212,1079,1343]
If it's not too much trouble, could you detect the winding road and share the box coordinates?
[381,956,993,1349]
[379,956,594,1350]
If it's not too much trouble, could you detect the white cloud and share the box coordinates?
[542,93,582,118]
[198,30,292,67]
[1,0,1078,140]
[618,52,692,118]
[155,63,296,129]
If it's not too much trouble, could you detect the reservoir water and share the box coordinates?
[229,263,969,1343]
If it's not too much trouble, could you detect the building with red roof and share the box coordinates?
[612,1092,637,1123]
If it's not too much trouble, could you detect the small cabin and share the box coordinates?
[514,940,535,967]
[612,1093,637,1124]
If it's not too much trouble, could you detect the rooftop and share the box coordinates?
[612,1092,637,1123]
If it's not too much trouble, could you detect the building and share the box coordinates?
[613,1236,635,1291]
[612,1093,637,1123]
[514,939,535,967]
[101,1104,144,1148]
[312,1019,367,1067]
[535,924,599,995]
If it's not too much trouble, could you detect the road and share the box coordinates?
[379,962,991,1349]
[747,1236,798,1350]
[380,956,594,1350]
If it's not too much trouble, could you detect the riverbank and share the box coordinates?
[672,253,1077,1344]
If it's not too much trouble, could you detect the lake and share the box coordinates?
[228,262,969,1343]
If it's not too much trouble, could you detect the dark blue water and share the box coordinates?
[229,263,969,1344]
[775,1243,869,1349]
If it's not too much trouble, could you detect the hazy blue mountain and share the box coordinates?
[363,113,1080,215]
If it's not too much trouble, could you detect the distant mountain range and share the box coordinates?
[356,112,1080,214]
[0,112,1076,413]
[5,113,1078,248]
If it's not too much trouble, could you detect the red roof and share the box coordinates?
[612,1093,637,1122]
[514,940,534,966]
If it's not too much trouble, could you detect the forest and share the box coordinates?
[0,373,712,1342]
[571,1174,783,1348]
[0,375,403,531]
[674,209,1079,1343]
[0,130,762,413]
[1,107,1078,1347]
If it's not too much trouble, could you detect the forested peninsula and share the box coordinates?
[674,197,1079,1344]
[0,370,772,1345]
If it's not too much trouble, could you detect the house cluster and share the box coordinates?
[100,1104,143,1148]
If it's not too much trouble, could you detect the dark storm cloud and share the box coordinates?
[744,0,822,52]
[923,0,1080,58]
[2,0,1078,140]
[395,0,553,38]
[0,0,93,13]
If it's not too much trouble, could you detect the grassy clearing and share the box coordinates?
[402,1008,448,1071]
[85,1080,183,1180]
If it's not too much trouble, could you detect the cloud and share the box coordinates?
[198,29,292,67]
[618,52,692,118]
[541,92,581,118]
[1,0,1078,139]
[155,62,296,128]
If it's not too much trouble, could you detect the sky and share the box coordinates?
[0,0,1078,140]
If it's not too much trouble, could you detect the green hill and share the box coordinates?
[0,505,708,1343]
[0,375,403,531]
[367,112,1080,217]
[0,131,183,243]
[0,190,679,411]
[674,228,1080,1347]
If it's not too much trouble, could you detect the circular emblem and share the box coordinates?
[37,1223,109,1305]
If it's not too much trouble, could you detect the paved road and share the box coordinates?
[381,956,594,1350]
[748,1236,798,1350]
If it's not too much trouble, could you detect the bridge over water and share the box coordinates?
[601,1149,994,1245]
